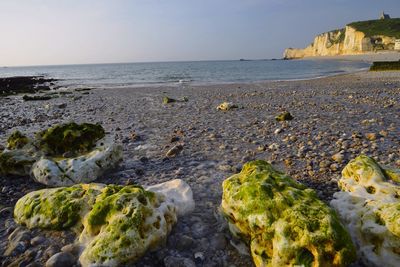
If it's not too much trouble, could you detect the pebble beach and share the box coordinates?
[0,70,399,267]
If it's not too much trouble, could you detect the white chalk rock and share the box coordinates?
[31,138,122,187]
[330,155,400,267]
[146,179,195,216]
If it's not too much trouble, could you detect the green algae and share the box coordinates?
[6,131,30,150]
[221,160,356,267]
[36,122,105,156]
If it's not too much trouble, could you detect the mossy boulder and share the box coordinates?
[14,183,180,267]
[31,136,122,186]
[79,185,177,266]
[36,122,105,157]
[0,123,122,186]
[331,155,400,267]
[221,160,356,267]
[14,184,101,230]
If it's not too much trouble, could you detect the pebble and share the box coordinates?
[44,245,61,259]
[30,236,45,246]
[365,132,377,141]
[210,233,227,250]
[166,144,183,157]
[176,234,194,250]
[164,256,196,267]
[45,252,76,267]
[331,152,344,163]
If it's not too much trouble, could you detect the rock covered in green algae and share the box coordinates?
[221,160,356,267]
[331,155,400,267]
[0,146,39,176]
[163,96,177,104]
[275,111,293,121]
[31,136,122,187]
[79,185,177,267]
[216,102,238,111]
[0,123,122,186]
[14,183,179,267]
[6,131,30,150]
[36,122,105,156]
[14,184,102,230]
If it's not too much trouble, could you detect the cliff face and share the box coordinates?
[284,21,398,59]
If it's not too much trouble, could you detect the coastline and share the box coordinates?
[1,70,399,266]
[299,50,400,62]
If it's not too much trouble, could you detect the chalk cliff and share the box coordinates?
[284,18,400,59]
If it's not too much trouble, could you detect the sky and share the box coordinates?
[0,0,399,66]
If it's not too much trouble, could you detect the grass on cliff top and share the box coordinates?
[348,18,400,38]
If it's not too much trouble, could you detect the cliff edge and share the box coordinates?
[284,18,400,59]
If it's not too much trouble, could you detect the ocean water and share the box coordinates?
[0,60,370,88]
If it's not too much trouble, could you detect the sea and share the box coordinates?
[0,59,370,89]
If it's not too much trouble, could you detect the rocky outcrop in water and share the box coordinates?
[0,76,56,96]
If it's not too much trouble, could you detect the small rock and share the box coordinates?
[56,103,67,109]
[166,144,183,157]
[176,234,194,250]
[319,159,331,168]
[365,133,377,141]
[330,163,339,171]
[216,102,238,111]
[379,130,388,137]
[331,152,344,163]
[44,245,61,259]
[275,112,293,121]
[30,236,45,246]
[164,256,196,267]
[163,96,177,104]
[191,221,208,239]
[218,164,232,172]
[194,251,205,264]
[61,243,82,257]
[139,156,149,163]
[45,252,75,267]
[210,233,227,250]
[170,136,180,143]
[274,128,283,134]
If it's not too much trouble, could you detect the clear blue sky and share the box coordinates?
[0,0,399,66]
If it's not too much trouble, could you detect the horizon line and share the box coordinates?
[2,58,280,68]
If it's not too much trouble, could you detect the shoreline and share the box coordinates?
[299,51,400,62]
[1,70,399,266]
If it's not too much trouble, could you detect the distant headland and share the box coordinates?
[284,12,400,59]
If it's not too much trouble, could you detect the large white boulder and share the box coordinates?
[331,155,400,267]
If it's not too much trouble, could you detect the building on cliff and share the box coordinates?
[380,11,390,20]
